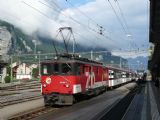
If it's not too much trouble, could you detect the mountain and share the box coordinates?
[0,20,110,54]
[0,19,128,67]
[127,56,148,71]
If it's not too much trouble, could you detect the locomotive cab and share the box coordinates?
[41,61,82,105]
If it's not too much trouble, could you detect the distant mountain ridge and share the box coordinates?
[1,19,147,70]
[0,19,109,55]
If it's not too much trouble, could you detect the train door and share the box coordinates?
[103,67,109,87]
[78,65,89,91]
[83,65,94,89]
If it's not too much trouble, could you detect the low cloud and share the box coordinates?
[0,0,149,52]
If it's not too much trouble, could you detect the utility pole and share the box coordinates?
[10,55,13,82]
[91,50,93,60]
[126,34,132,51]
[32,40,37,54]
[38,51,41,79]
[120,57,122,68]
[72,38,75,54]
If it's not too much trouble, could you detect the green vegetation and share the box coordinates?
[4,66,11,83]
[4,76,10,83]
[32,68,39,78]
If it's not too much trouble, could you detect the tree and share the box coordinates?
[32,68,39,78]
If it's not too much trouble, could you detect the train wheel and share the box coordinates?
[44,97,50,106]
[73,96,77,104]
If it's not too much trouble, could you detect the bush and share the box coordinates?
[5,76,11,83]
[32,68,39,78]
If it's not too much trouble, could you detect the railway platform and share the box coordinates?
[3,82,160,120]
[122,81,160,120]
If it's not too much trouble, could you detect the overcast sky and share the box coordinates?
[0,0,149,56]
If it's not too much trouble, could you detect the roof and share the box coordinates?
[41,53,103,66]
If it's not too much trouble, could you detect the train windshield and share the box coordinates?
[61,63,72,74]
[41,62,80,75]
[41,63,61,75]
[41,63,52,75]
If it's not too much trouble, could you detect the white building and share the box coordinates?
[0,63,7,83]
[16,63,38,80]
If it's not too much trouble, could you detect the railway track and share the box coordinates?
[92,83,143,120]
[4,83,137,120]
[0,81,40,91]
[0,94,42,108]
[0,80,42,108]
[8,106,58,120]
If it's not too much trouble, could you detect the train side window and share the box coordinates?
[114,70,121,79]
[121,72,126,78]
[126,73,129,77]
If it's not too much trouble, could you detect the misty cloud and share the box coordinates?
[0,0,149,53]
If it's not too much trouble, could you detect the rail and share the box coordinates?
[8,106,58,120]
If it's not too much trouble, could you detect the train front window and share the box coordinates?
[53,63,59,74]
[61,63,72,74]
[41,63,52,75]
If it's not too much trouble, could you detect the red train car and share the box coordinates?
[41,54,109,105]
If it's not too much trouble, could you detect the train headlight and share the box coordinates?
[46,77,51,84]
[43,84,46,87]
[65,84,70,88]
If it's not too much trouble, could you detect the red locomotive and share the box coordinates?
[41,54,133,106]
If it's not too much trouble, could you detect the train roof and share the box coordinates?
[106,66,132,73]
[41,53,103,66]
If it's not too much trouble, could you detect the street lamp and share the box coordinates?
[137,60,140,70]
[10,55,13,82]
[119,57,122,68]
[126,34,132,51]
[38,51,41,79]
[32,40,37,54]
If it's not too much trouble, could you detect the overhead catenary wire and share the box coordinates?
[105,0,128,35]
[106,0,140,51]
[21,1,102,52]
[22,0,133,52]
[38,0,120,43]
[65,0,126,42]
[41,0,127,51]
[114,0,131,34]
[115,0,140,50]
[39,1,97,34]
[23,0,126,50]
[65,0,105,32]
[66,0,131,45]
